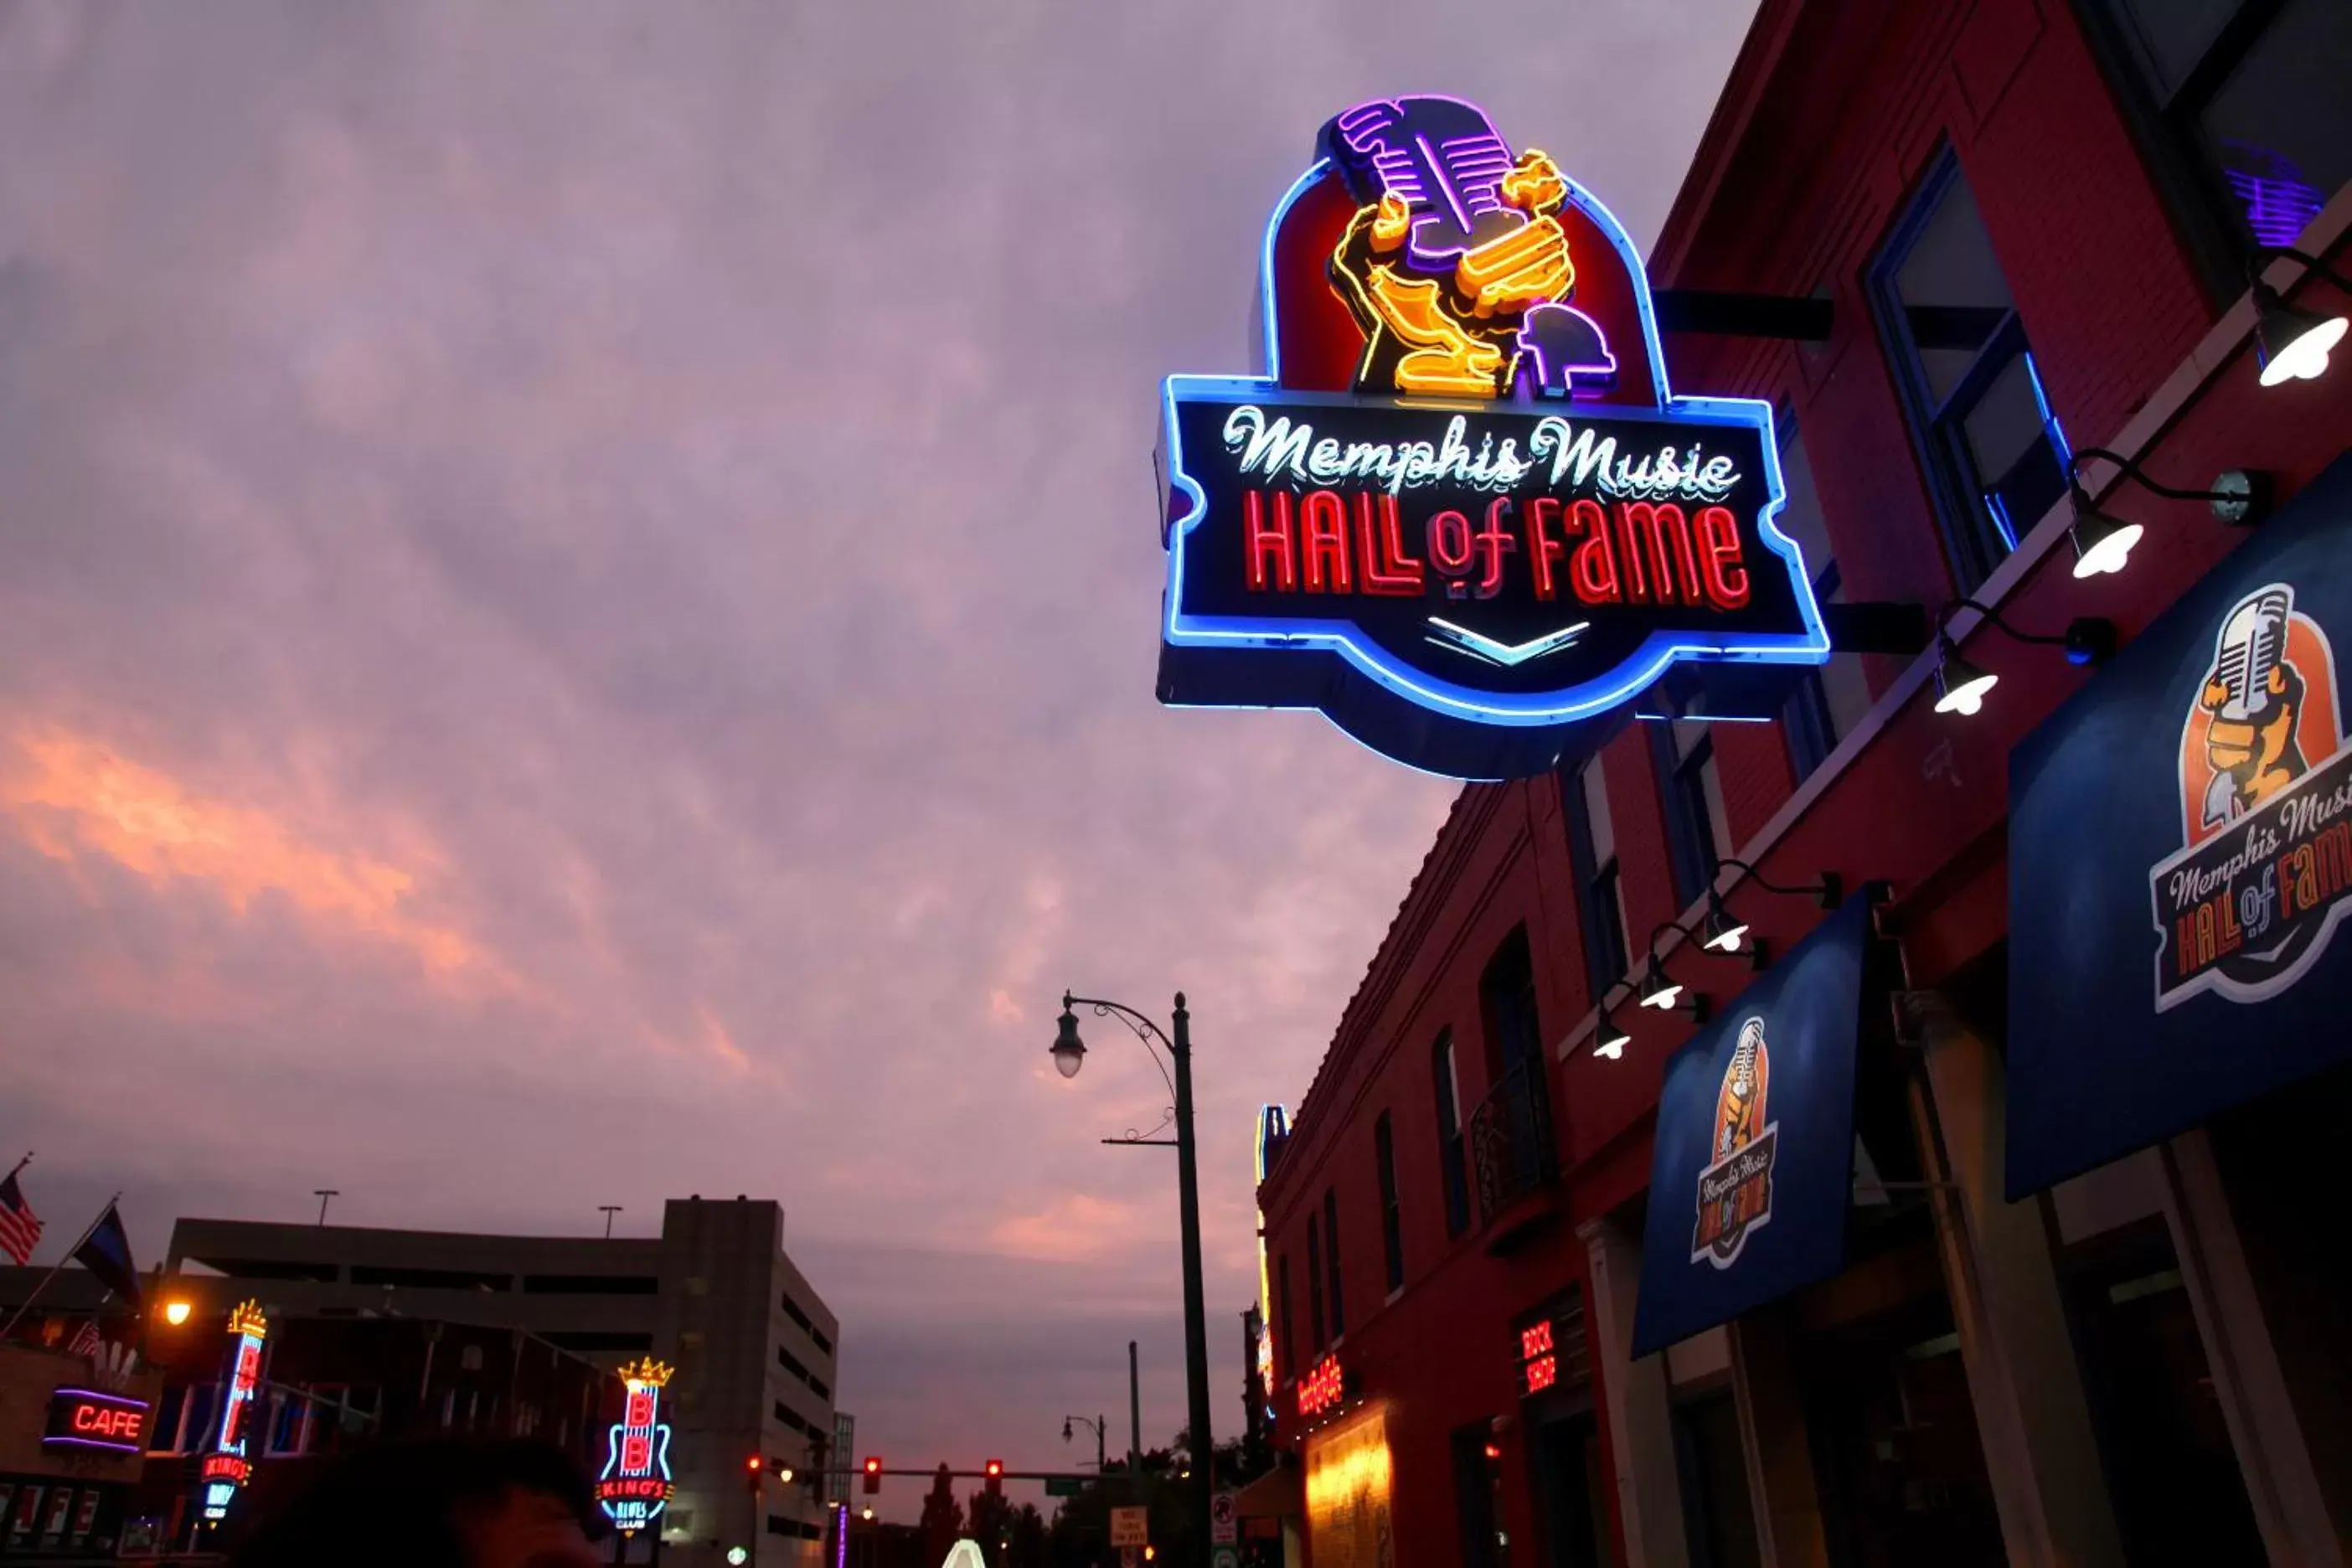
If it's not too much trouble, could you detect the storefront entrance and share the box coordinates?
[1527,1411,1609,1568]
[1796,1285,2004,1568]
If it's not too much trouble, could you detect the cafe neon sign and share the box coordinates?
[1156,95,1827,781]
[200,1301,269,1524]
[596,1358,678,1534]
[44,1387,152,1454]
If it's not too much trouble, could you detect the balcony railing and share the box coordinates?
[1467,1060,1557,1225]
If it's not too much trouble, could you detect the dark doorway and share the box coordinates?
[2060,1216,2262,1565]
[1528,1411,1610,1568]
[1674,1392,1761,1568]
[1798,1293,2005,1568]
[1450,1423,1503,1568]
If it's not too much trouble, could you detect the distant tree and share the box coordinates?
[967,1488,1014,1567]
[920,1464,965,1568]
[1009,1503,1049,1568]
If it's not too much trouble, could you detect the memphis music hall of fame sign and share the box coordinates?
[1156,95,1828,781]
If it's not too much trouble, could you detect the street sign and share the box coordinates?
[1210,1493,1238,1545]
[1213,1549,1240,1568]
[1044,1477,1085,1498]
[1110,1507,1149,1548]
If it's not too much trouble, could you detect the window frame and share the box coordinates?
[1323,1187,1346,1340]
[1432,1031,1472,1238]
[1375,1112,1405,1296]
[1305,1217,1326,1350]
[1651,723,1731,914]
[1562,761,1632,1003]
[1868,152,2071,593]
[2073,0,2332,302]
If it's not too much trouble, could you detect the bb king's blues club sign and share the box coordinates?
[596,1358,678,1534]
[1157,96,1828,780]
[2007,453,2352,1199]
[1632,899,1873,1359]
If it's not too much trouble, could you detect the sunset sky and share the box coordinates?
[0,0,1755,1513]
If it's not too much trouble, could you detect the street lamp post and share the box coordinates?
[1050,991,1214,1565]
[1063,1413,1108,1476]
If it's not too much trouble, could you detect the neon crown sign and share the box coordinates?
[1155,95,1828,780]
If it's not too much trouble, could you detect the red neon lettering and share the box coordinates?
[1244,491,1297,593]
[1299,491,1354,593]
[71,1404,142,1438]
[1475,498,1515,599]
[626,1390,656,1427]
[1426,509,1474,598]
[1519,1323,1553,1360]
[622,1433,652,1474]
[1693,506,1750,609]
[1567,499,1620,603]
[1614,503,1650,601]
[1296,1354,1344,1417]
[1524,1354,1558,1393]
[1621,503,1697,604]
[1525,498,1565,601]
[1354,493,1425,595]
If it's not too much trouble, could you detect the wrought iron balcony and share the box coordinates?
[1467,1060,1558,1229]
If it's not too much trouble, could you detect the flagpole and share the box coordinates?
[0,1191,123,1340]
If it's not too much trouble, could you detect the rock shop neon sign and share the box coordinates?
[1156,95,1827,781]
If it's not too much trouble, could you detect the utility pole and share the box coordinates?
[1128,1339,1142,1488]
[600,1205,623,1239]
[313,1189,339,1225]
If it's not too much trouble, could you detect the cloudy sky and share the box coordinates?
[0,0,1755,1513]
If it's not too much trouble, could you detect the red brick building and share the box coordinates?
[1255,3,2351,1565]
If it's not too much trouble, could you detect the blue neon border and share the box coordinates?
[1164,153,1830,732]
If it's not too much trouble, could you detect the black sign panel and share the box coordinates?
[1158,384,1827,779]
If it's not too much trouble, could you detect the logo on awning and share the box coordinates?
[1690,1019,1777,1268]
[2153,582,2352,1008]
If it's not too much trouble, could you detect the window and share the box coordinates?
[522,1273,659,1294]
[1775,421,1875,780]
[1563,759,1632,1000]
[1433,1032,1471,1237]
[1653,721,1733,913]
[777,1346,809,1380]
[1277,1256,1296,1380]
[1374,1113,1405,1294]
[148,1385,188,1454]
[1871,157,2068,591]
[1323,1189,1346,1339]
[1306,1218,1327,1350]
[2088,0,2350,284]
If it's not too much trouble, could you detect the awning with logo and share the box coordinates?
[2007,451,2352,1199]
[1630,896,1875,1359]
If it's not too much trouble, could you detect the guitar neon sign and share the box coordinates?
[596,1358,678,1534]
[199,1301,268,1524]
[1157,95,1827,781]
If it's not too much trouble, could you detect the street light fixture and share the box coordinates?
[1049,990,1215,1565]
[162,1300,193,1327]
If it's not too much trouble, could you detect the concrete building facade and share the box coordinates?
[162,1195,838,1568]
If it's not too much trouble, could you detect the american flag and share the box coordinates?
[0,1169,41,1266]
[68,1318,102,1359]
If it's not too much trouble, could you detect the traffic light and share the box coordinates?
[748,1454,765,1491]
[863,1457,882,1495]
[984,1459,1003,1498]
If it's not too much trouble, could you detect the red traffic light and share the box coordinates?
[749,1455,765,1472]
[984,1460,1003,1478]
[984,1458,1003,1498]
[863,1457,882,1495]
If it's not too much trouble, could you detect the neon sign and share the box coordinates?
[1158,95,1825,781]
[1519,1323,1557,1395]
[596,1358,678,1534]
[44,1387,151,1453]
[200,1301,268,1524]
[1254,1105,1288,1410]
[1297,1354,1344,1419]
